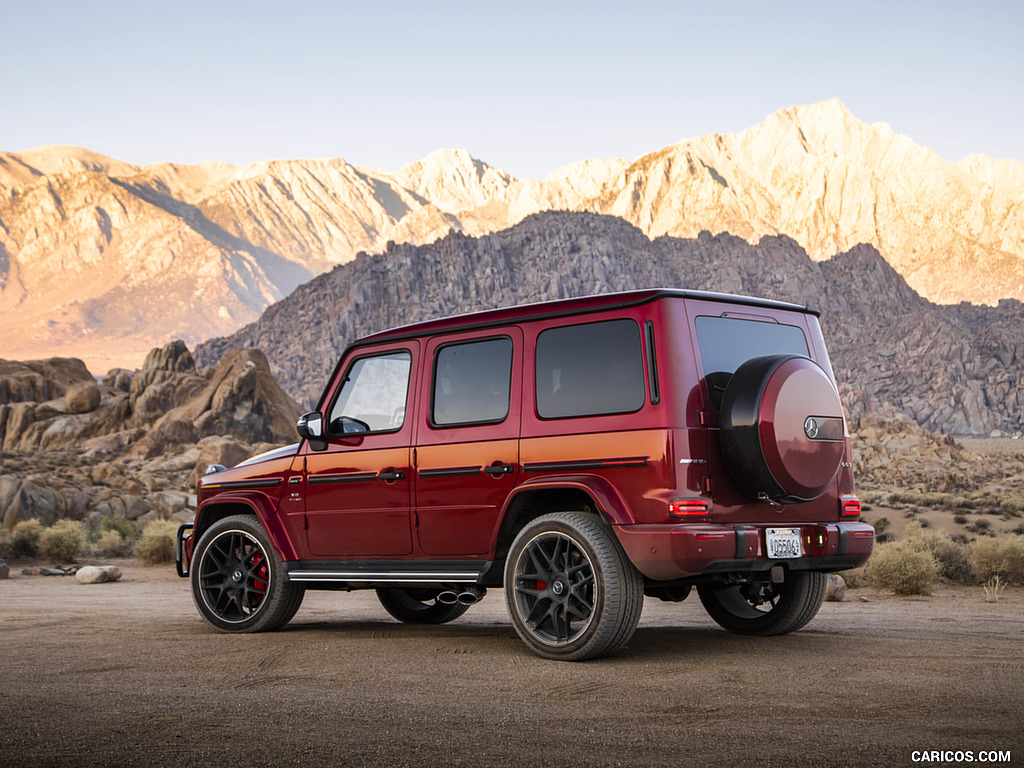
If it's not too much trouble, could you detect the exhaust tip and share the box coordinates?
[437,591,459,605]
[457,587,486,605]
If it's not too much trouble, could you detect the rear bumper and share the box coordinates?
[614,521,875,581]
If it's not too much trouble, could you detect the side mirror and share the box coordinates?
[296,411,327,451]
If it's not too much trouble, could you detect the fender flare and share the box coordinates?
[194,490,298,561]
[500,474,636,526]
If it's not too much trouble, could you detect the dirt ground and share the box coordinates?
[1,563,1021,768]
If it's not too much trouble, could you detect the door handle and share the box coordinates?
[483,463,515,476]
[378,470,406,482]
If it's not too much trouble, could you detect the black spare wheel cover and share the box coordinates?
[719,354,845,504]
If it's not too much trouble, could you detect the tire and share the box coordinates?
[376,587,471,625]
[504,512,644,661]
[697,570,826,636]
[190,514,304,632]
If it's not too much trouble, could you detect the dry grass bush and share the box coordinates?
[102,515,136,539]
[134,520,179,566]
[918,534,977,584]
[970,535,1024,584]
[13,519,44,557]
[0,528,13,559]
[37,520,85,563]
[837,567,867,588]
[90,529,135,558]
[865,540,940,595]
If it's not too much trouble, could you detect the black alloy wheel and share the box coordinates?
[190,514,304,632]
[505,512,643,661]
[697,570,826,636]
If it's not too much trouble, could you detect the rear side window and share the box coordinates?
[432,337,513,426]
[536,319,645,419]
[695,316,809,409]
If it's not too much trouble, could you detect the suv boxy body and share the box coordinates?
[177,289,873,660]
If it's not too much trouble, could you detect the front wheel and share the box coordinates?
[376,588,470,625]
[190,514,304,632]
[697,570,826,636]
[505,512,643,661]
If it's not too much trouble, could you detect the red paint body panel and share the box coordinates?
[182,289,872,585]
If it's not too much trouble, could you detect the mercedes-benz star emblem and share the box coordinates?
[804,417,819,439]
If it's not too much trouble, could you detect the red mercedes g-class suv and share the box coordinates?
[177,289,873,660]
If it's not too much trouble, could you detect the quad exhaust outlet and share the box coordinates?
[437,587,486,605]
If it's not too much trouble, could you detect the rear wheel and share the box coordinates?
[505,512,643,661]
[376,588,470,625]
[190,514,304,632]
[697,570,826,636]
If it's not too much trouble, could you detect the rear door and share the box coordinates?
[414,328,523,555]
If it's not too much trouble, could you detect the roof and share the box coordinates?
[354,289,819,347]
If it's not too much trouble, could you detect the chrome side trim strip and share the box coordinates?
[287,571,482,583]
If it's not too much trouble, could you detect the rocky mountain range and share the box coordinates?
[3,99,1022,372]
[196,212,1024,438]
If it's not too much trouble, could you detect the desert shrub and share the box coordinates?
[970,535,1024,584]
[37,520,85,563]
[872,516,890,534]
[102,515,135,540]
[134,520,178,566]
[918,534,976,584]
[876,532,895,544]
[968,519,992,534]
[12,519,44,557]
[865,541,939,595]
[954,514,968,525]
[90,529,134,558]
[837,567,867,588]
[0,528,13,559]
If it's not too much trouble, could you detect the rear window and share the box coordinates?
[536,319,645,419]
[432,337,513,426]
[695,316,809,409]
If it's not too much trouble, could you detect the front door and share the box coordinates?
[305,344,418,557]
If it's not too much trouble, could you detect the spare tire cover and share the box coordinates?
[719,354,845,504]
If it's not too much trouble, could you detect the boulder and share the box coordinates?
[142,340,196,373]
[75,565,123,584]
[101,368,134,393]
[0,358,93,405]
[825,574,847,602]
[65,381,101,413]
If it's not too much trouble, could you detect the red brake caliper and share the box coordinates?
[253,554,267,596]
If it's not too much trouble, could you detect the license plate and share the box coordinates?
[766,528,802,559]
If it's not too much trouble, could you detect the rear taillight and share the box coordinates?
[669,498,711,519]
[840,497,862,517]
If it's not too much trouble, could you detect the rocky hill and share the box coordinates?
[3,100,1022,371]
[0,341,301,530]
[196,212,1024,437]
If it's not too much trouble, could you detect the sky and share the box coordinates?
[4,0,1023,180]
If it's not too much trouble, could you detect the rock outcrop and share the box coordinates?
[196,212,1024,437]
[0,340,301,531]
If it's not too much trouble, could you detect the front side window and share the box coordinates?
[535,319,645,419]
[432,337,513,426]
[329,350,411,433]
[695,316,809,409]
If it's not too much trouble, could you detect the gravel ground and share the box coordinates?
[1,563,1022,768]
